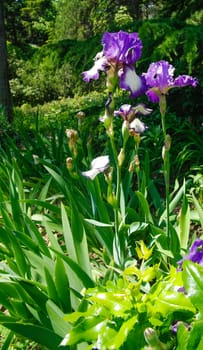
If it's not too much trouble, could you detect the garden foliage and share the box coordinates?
[0,27,202,350]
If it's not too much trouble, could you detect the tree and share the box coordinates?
[0,1,12,121]
[4,0,56,47]
[159,0,202,21]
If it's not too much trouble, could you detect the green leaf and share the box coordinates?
[2,323,67,350]
[136,191,153,223]
[159,181,185,224]
[84,219,113,227]
[176,322,189,350]
[8,232,28,277]
[152,290,195,316]
[51,249,95,289]
[182,260,203,312]
[24,215,51,258]
[62,317,107,345]
[179,193,190,250]
[44,267,58,303]
[0,330,14,350]
[191,192,203,229]
[61,203,92,279]
[46,300,70,338]
[105,316,138,349]
[61,203,77,261]
[55,257,71,313]
[187,321,203,350]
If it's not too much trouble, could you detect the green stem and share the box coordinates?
[134,136,140,192]
[159,95,171,246]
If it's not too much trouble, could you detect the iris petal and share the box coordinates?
[119,65,146,98]
[82,55,107,82]
[82,155,110,180]
[102,31,142,65]
[173,75,198,87]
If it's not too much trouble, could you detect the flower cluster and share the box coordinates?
[114,103,151,134]
[83,31,198,102]
[81,30,198,180]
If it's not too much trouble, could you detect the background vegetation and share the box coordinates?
[0,0,202,349]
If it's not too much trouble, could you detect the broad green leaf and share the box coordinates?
[62,317,107,345]
[89,292,132,317]
[197,337,203,350]
[2,322,67,350]
[51,249,95,289]
[44,267,58,303]
[39,176,52,201]
[176,322,189,350]
[55,257,71,313]
[153,290,195,316]
[105,316,138,349]
[187,321,203,350]
[61,203,92,279]
[46,300,70,337]
[61,203,77,262]
[24,250,54,284]
[182,260,203,312]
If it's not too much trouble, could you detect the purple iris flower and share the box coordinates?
[114,103,152,121]
[142,60,198,103]
[82,31,145,98]
[178,239,203,268]
[114,104,150,135]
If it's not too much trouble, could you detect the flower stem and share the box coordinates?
[159,95,171,246]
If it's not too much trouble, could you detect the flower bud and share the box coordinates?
[122,120,130,146]
[118,148,125,167]
[65,129,78,141]
[165,134,171,151]
[66,157,73,170]
[144,328,159,347]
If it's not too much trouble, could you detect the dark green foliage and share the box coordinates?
[4,0,56,46]
[7,18,203,130]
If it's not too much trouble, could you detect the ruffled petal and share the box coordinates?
[173,75,198,88]
[82,54,107,82]
[143,60,174,92]
[102,31,142,65]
